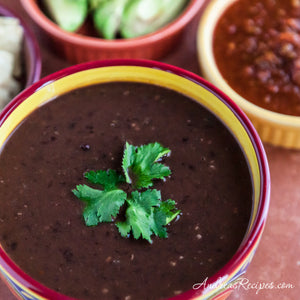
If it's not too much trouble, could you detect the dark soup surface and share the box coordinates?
[0,82,252,300]
[214,0,300,116]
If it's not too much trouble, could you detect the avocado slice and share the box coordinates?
[92,0,129,39]
[120,0,188,38]
[89,0,107,10]
[42,0,88,32]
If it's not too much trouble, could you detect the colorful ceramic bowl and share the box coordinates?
[0,4,41,88]
[197,0,300,149]
[20,0,204,63]
[0,60,270,300]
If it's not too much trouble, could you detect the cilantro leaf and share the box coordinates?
[72,184,126,225]
[122,142,171,189]
[122,142,135,184]
[131,189,161,214]
[152,200,181,238]
[158,199,181,224]
[116,190,180,243]
[152,208,168,239]
[84,169,125,191]
[73,142,180,243]
[116,190,161,243]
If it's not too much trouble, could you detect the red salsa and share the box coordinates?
[213,0,300,116]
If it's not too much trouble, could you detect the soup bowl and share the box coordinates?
[197,0,300,149]
[0,59,270,300]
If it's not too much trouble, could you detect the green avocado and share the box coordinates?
[89,0,107,10]
[92,0,129,39]
[120,0,187,38]
[42,0,88,32]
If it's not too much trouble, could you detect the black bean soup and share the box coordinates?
[0,82,253,300]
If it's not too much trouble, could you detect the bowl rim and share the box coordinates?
[0,4,41,87]
[20,0,204,48]
[197,0,300,126]
[0,59,270,300]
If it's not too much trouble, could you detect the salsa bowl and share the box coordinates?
[20,0,204,63]
[0,60,270,300]
[197,0,300,149]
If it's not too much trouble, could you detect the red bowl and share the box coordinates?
[0,59,270,300]
[0,5,41,88]
[20,0,205,63]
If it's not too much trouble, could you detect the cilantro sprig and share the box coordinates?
[73,170,127,225]
[72,142,180,243]
[122,142,171,189]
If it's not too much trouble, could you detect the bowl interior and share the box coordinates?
[0,63,263,239]
[0,61,269,299]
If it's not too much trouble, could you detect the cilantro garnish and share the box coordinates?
[84,169,125,191]
[72,142,180,243]
[122,142,171,189]
[116,190,179,243]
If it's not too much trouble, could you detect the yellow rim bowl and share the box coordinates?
[197,0,300,149]
[0,60,270,300]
